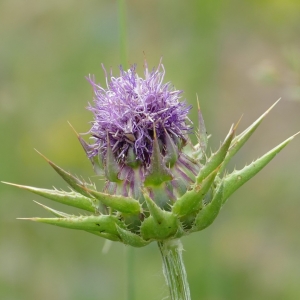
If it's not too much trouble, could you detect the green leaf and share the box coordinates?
[68,122,104,176]
[116,225,150,247]
[172,167,219,216]
[143,191,166,222]
[84,187,142,215]
[19,214,125,236]
[105,134,121,182]
[196,124,235,184]
[33,201,120,241]
[219,99,281,174]
[164,130,179,167]
[2,182,97,212]
[140,191,179,241]
[194,97,208,159]
[125,147,141,169]
[35,150,95,198]
[222,132,298,203]
[144,128,173,186]
[192,182,224,231]
[140,215,179,241]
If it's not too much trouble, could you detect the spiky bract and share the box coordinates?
[5,62,297,247]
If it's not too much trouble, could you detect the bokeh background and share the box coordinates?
[1,1,300,299]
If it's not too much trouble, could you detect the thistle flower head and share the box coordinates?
[5,60,297,247]
[87,60,191,167]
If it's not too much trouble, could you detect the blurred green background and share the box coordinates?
[1,1,300,299]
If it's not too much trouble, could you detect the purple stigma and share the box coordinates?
[87,60,192,167]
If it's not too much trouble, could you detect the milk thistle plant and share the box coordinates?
[4,60,298,300]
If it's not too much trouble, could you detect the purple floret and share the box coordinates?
[87,60,192,166]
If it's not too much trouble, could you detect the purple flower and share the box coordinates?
[87,60,192,167]
[8,58,293,252]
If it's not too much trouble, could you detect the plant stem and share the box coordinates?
[126,246,135,300]
[158,239,191,300]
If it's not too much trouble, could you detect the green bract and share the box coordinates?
[3,99,298,247]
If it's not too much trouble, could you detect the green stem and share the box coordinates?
[158,239,191,300]
[126,246,135,300]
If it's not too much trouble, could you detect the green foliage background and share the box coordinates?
[1,1,300,299]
